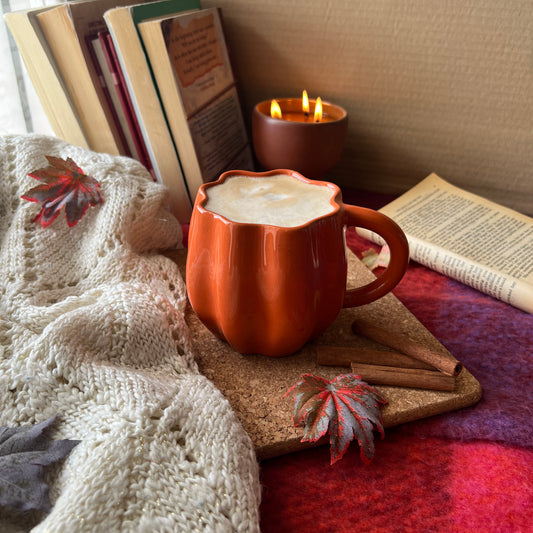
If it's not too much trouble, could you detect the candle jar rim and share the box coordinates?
[255,98,347,122]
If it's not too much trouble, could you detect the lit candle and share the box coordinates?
[270,99,282,119]
[313,97,322,123]
[252,91,348,179]
[270,91,335,123]
[302,90,309,116]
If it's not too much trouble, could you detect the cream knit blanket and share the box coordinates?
[0,134,260,532]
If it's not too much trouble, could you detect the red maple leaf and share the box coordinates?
[21,156,103,228]
[285,373,387,464]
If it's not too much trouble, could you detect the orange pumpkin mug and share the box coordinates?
[186,169,409,357]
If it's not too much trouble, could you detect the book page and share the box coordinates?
[188,88,254,182]
[162,8,234,116]
[357,174,533,313]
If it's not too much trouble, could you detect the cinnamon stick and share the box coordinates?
[317,345,434,370]
[352,319,463,377]
[350,362,456,391]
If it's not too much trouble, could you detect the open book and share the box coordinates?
[357,174,533,314]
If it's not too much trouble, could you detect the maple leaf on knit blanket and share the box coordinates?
[286,373,386,464]
[21,155,103,227]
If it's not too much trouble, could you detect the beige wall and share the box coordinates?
[203,0,532,213]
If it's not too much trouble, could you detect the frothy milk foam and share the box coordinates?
[204,174,336,227]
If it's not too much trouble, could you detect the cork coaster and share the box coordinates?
[167,248,482,461]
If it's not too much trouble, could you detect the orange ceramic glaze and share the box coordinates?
[186,170,409,357]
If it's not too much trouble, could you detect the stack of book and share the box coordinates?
[5,0,255,223]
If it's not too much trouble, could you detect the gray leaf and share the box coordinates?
[0,416,80,512]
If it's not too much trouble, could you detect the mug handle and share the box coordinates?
[342,204,410,307]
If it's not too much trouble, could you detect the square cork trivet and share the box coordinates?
[167,248,482,461]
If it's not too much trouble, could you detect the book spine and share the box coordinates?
[104,7,193,222]
[36,4,126,155]
[85,33,132,157]
[102,32,153,173]
[4,10,89,148]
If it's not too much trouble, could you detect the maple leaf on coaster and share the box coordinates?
[285,373,387,464]
[22,155,103,228]
[0,415,79,513]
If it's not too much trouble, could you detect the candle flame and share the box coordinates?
[314,97,323,122]
[302,90,309,114]
[270,99,282,119]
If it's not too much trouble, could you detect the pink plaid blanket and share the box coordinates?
[259,191,533,533]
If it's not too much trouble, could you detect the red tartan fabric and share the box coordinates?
[259,190,533,532]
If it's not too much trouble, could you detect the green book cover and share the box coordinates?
[131,0,201,25]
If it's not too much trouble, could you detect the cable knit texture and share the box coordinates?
[0,134,261,532]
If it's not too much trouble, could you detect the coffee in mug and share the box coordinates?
[186,169,409,357]
[204,173,335,227]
